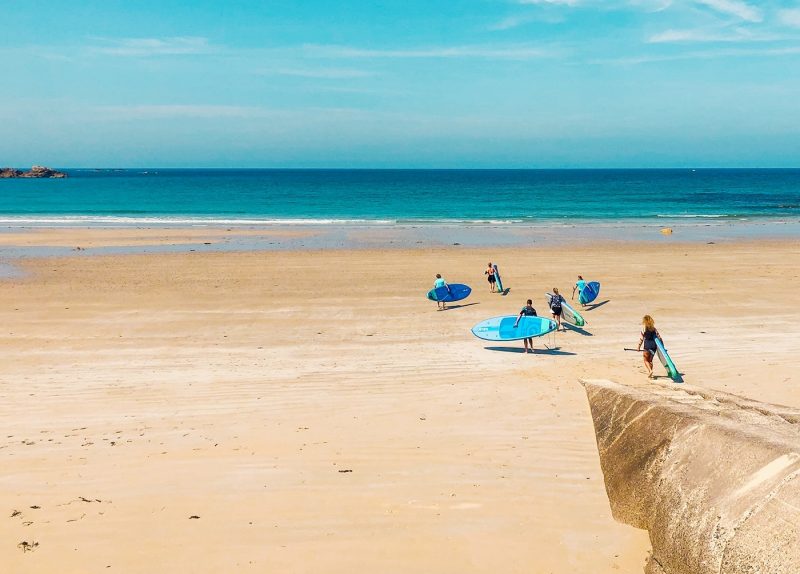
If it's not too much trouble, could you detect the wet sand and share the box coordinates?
[1,234,798,572]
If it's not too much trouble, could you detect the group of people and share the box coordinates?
[434,266,667,378]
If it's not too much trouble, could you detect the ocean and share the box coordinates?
[1,168,799,225]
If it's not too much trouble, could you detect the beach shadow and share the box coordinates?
[484,346,577,356]
[584,299,609,311]
[439,302,480,311]
[563,324,593,336]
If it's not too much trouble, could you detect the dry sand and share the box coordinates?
[2,232,798,573]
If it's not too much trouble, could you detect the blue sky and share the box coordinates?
[2,0,799,167]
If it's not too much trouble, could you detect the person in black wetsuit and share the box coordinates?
[485,262,497,293]
[637,314,661,379]
[514,299,537,354]
[549,287,565,331]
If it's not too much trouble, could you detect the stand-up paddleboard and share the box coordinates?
[493,264,504,292]
[427,283,471,303]
[655,338,682,382]
[546,293,585,327]
[579,281,601,305]
[471,315,556,341]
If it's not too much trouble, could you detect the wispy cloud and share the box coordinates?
[93,105,270,120]
[648,27,782,43]
[301,43,555,60]
[273,68,373,79]
[518,0,580,5]
[595,45,800,65]
[488,14,538,31]
[695,0,762,23]
[88,37,214,57]
[779,8,800,28]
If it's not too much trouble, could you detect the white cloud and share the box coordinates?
[648,27,780,43]
[301,43,554,60]
[273,68,373,79]
[595,45,800,65]
[518,0,579,5]
[89,37,213,57]
[94,105,271,120]
[696,0,762,22]
[778,8,800,28]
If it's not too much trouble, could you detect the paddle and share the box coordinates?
[623,348,643,352]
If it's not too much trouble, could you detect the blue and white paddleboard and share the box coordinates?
[427,283,472,303]
[546,293,585,327]
[655,338,682,383]
[493,264,504,292]
[579,281,601,305]
[471,315,556,342]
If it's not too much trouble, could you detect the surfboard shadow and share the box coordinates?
[584,299,609,310]
[563,324,593,336]
[484,346,577,356]
[501,288,510,296]
[439,302,480,311]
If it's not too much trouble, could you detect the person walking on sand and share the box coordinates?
[433,273,450,310]
[572,275,587,306]
[637,315,661,379]
[549,287,565,331]
[514,299,538,353]
[485,262,497,293]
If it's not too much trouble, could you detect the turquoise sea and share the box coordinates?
[1,169,799,225]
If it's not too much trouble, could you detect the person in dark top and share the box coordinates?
[549,287,564,331]
[485,262,497,293]
[637,315,661,379]
[514,299,537,353]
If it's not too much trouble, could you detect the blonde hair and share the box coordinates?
[642,315,655,332]
[553,287,559,295]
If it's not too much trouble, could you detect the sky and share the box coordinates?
[1,0,799,167]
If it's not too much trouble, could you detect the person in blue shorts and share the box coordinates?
[514,299,537,353]
[433,273,450,310]
[572,275,587,306]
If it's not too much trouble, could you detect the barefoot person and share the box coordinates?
[572,275,586,305]
[433,274,450,310]
[484,262,497,293]
[549,287,564,331]
[637,315,661,379]
[514,299,538,353]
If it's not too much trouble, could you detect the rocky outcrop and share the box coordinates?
[0,166,67,178]
[581,379,800,574]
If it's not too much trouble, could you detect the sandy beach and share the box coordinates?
[2,230,798,573]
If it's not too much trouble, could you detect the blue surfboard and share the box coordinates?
[471,315,556,341]
[579,281,600,305]
[427,283,472,303]
[493,264,504,292]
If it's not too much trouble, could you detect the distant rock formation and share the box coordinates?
[581,379,800,574]
[0,165,67,178]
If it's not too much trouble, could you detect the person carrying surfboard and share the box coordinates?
[637,315,661,379]
[572,275,586,306]
[433,274,450,310]
[514,299,538,353]
[549,287,565,331]
[485,262,497,293]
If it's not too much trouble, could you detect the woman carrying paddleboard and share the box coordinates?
[485,262,497,293]
[514,299,538,353]
[637,315,662,379]
[549,287,565,331]
[572,275,586,306]
[433,274,450,310]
